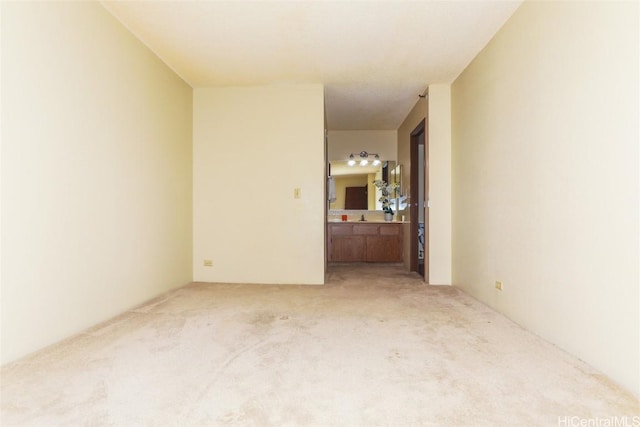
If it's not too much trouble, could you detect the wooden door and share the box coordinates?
[344,185,368,209]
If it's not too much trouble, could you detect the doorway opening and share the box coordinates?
[410,119,428,279]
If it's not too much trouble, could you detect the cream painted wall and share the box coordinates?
[451,1,639,395]
[327,131,397,162]
[193,85,325,285]
[0,4,4,362]
[1,2,193,364]
[427,85,452,285]
[396,93,452,285]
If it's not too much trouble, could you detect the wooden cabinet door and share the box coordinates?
[331,235,366,262]
[365,224,403,262]
[366,236,402,262]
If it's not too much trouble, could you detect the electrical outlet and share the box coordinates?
[495,281,503,291]
[203,259,213,267]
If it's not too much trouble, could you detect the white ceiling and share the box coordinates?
[102,1,522,130]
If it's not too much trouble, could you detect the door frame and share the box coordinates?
[409,118,428,279]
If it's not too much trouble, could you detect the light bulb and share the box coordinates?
[360,159,368,166]
[347,154,356,166]
[372,155,381,166]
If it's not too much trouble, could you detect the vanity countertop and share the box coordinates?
[327,220,407,224]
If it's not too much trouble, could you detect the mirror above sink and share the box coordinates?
[328,160,403,212]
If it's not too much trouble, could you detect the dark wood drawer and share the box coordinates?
[329,224,353,235]
[353,224,379,235]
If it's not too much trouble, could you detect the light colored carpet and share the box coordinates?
[1,264,638,426]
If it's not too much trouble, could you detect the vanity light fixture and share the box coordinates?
[348,151,381,167]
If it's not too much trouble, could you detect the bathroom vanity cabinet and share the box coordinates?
[327,222,403,262]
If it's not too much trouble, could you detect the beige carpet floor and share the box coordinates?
[1,264,638,426]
